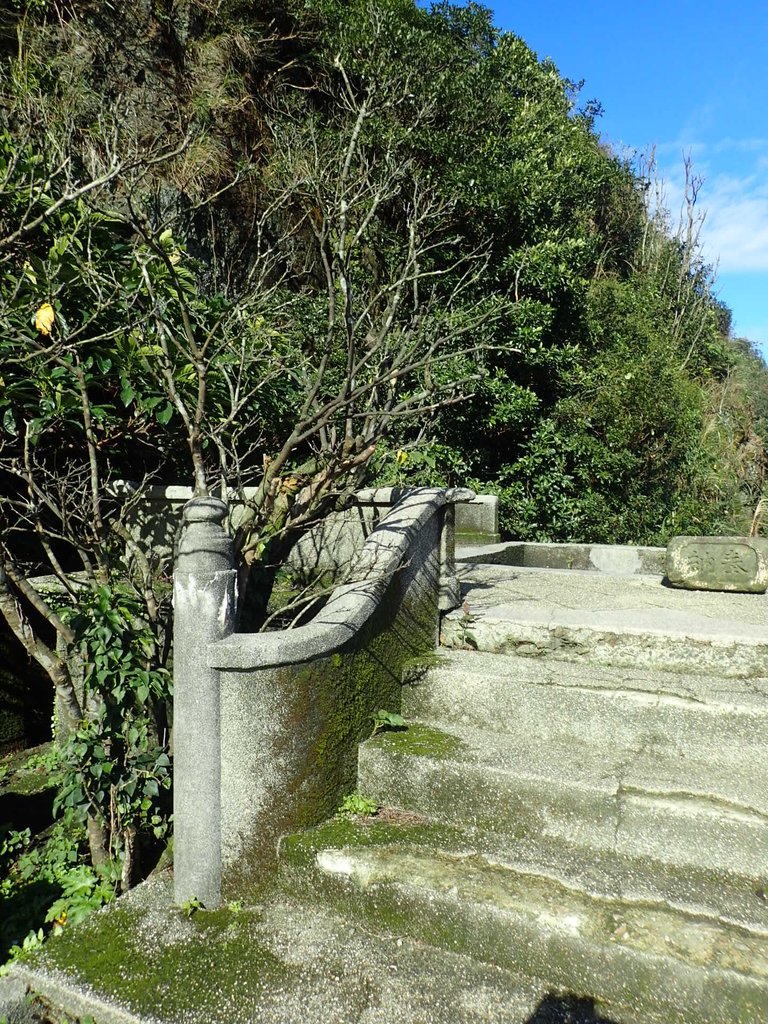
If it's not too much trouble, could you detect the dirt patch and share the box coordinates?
[364,806,429,827]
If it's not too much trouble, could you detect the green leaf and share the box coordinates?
[155,402,173,425]
[370,710,407,737]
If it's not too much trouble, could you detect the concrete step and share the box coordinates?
[403,649,768,751]
[279,818,768,1024]
[357,722,768,882]
[3,875,558,1024]
[442,563,768,676]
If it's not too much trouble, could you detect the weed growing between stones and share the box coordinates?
[369,710,407,738]
[337,793,380,819]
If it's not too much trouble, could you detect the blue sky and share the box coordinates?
[476,1,768,359]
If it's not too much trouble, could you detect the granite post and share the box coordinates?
[173,497,236,908]
[438,501,461,612]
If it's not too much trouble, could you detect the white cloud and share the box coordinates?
[655,142,768,273]
[700,177,768,272]
[711,137,768,155]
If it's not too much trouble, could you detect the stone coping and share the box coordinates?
[458,540,666,576]
[209,487,473,671]
[111,481,456,508]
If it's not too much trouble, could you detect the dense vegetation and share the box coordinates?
[1,0,766,964]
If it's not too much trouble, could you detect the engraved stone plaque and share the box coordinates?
[665,536,768,593]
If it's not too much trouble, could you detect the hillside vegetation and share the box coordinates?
[1,0,767,959]
[2,0,766,549]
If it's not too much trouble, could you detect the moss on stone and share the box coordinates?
[279,814,463,871]
[220,563,441,898]
[400,651,444,684]
[21,886,293,1022]
[0,744,56,798]
[367,723,465,760]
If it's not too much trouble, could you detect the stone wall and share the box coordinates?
[458,539,666,576]
[117,482,499,581]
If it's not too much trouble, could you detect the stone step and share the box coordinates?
[403,649,768,750]
[2,876,555,1024]
[357,722,768,882]
[442,563,768,676]
[279,818,768,1024]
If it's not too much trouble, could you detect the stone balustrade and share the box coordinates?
[172,487,472,906]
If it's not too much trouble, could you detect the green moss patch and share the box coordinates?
[366,723,465,760]
[1,744,57,798]
[278,813,465,873]
[19,883,294,1023]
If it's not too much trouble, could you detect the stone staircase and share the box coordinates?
[279,561,768,1024]
[6,557,768,1024]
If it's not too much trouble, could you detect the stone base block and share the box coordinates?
[666,536,768,593]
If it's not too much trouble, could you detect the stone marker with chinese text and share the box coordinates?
[666,536,768,593]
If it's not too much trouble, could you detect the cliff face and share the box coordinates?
[4,0,302,289]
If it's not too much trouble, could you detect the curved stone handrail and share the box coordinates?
[208,486,474,670]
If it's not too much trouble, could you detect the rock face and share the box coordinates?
[666,535,768,593]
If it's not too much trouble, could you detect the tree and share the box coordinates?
[0,0,511,889]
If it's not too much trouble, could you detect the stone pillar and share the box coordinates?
[438,501,461,612]
[173,497,236,908]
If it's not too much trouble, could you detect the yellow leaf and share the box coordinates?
[395,449,408,467]
[35,303,55,336]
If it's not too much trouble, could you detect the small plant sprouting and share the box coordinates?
[180,895,203,919]
[338,792,379,818]
[370,709,407,738]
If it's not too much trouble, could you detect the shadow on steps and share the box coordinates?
[528,995,618,1023]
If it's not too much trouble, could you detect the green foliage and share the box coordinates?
[0,826,30,876]
[305,0,764,544]
[1,811,116,969]
[56,586,173,864]
[370,709,406,738]
[337,792,379,818]
[9,0,49,12]
[3,0,763,556]
[180,895,203,919]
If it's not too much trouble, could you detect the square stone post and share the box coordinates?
[439,488,473,612]
[173,497,236,908]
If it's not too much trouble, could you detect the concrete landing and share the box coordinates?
[442,564,768,675]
